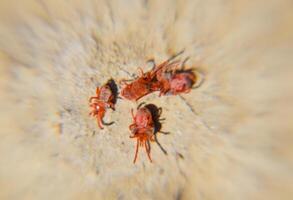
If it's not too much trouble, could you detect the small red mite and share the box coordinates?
[168,71,196,95]
[89,80,116,129]
[150,53,197,96]
[129,103,155,163]
[155,68,197,96]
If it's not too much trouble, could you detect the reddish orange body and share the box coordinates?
[155,69,196,96]
[121,50,197,100]
[120,68,157,101]
[152,57,197,96]
[120,59,180,101]
[129,104,155,163]
[168,72,196,95]
[89,81,115,129]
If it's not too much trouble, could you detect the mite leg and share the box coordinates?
[150,135,155,142]
[137,102,146,109]
[131,109,135,120]
[159,131,170,135]
[133,139,140,164]
[89,110,98,116]
[167,49,185,63]
[146,58,156,70]
[154,135,168,155]
[145,141,152,162]
[192,71,205,89]
[181,57,190,70]
[108,102,115,111]
[167,60,181,72]
[97,118,104,129]
[184,89,191,93]
[98,109,114,127]
[138,67,144,77]
[119,79,132,86]
[97,111,105,129]
[89,102,101,107]
[96,87,100,96]
[159,88,168,96]
[101,119,114,126]
[157,107,163,116]
[89,96,99,103]
[135,94,150,102]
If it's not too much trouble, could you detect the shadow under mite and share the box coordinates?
[106,78,119,106]
[100,79,119,127]
[143,103,170,155]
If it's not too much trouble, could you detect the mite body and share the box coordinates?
[155,69,197,96]
[129,103,155,163]
[152,58,197,96]
[120,68,157,101]
[120,59,180,101]
[89,80,116,129]
[168,71,196,95]
[121,50,198,100]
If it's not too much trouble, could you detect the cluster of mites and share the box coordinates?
[89,53,200,163]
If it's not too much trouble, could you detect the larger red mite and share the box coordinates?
[120,59,181,101]
[120,51,198,100]
[129,103,155,163]
[89,80,115,129]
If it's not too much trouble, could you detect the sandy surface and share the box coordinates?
[0,0,293,199]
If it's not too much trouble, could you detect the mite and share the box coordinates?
[121,50,200,100]
[120,58,180,101]
[129,103,156,163]
[152,57,197,96]
[168,71,196,95]
[89,80,116,129]
[156,69,197,96]
[120,68,155,101]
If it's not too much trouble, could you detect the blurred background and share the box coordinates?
[0,0,292,199]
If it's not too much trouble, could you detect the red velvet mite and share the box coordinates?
[120,58,180,101]
[155,69,197,96]
[120,68,157,101]
[89,80,116,129]
[152,56,197,96]
[129,103,156,163]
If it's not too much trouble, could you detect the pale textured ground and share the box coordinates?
[0,0,293,199]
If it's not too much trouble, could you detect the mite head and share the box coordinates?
[169,72,196,94]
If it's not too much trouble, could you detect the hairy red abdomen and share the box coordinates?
[134,107,153,128]
[121,80,152,101]
[99,85,113,102]
[169,72,196,94]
